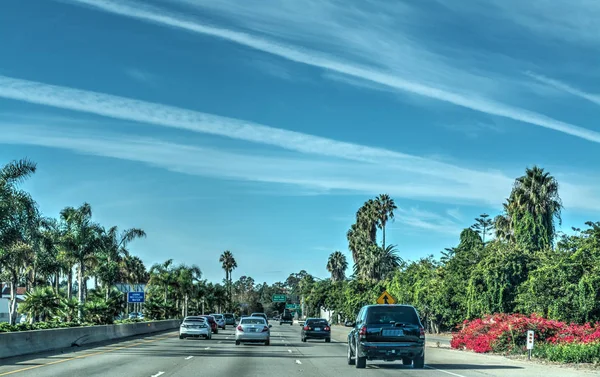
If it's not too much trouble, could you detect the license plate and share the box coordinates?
[249,328,256,332]
[314,328,321,331]
[383,329,404,337]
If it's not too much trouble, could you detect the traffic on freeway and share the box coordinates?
[0,317,594,377]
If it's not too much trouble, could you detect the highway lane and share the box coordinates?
[0,323,596,376]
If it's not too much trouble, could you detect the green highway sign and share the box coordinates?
[285,303,300,309]
[272,294,286,302]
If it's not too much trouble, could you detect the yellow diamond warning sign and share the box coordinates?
[376,291,396,305]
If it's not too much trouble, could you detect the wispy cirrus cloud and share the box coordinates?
[2,75,600,211]
[57,0,600,144]
[527,73,600,106]
[0,74,514,202]
[389,207,464,235]
[441,0,600,46]
[124,68,157,84]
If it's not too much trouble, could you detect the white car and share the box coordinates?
[235,316,272,346]
[179,316,212,340]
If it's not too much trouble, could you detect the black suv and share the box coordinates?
[345,304,425,369]
[280,310,293,325]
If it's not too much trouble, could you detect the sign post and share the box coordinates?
[272,294,286,302]
[526,330,534,360]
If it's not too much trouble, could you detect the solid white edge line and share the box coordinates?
[425,366,467,377]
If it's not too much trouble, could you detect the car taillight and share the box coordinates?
[237,325,243,331]
[324,326,330,331]
[419,327,425,339]
[262,326,269,332]
[359,325,367,338]
[303,325,309,330]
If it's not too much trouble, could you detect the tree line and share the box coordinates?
[301,166,600,332]
[0,158,236,326]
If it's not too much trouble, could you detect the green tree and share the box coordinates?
[97,226,146,299]
[326,251,348,282]
[374,194,397,249]
[19,286,60,323]
[219,250,237,311]
[0,159,37,324]
[471,213,493,244]
[60,203,103,320]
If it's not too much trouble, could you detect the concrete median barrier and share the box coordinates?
[0,319,180,359]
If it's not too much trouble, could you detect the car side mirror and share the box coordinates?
[344,321,355,327]
[269,324,272,328]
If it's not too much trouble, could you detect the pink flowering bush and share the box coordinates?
[451,313,600,356]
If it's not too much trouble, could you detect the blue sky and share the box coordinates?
[1,0,600,284]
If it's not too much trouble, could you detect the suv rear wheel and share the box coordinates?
[413,353,425,369]
[355,339,366,369]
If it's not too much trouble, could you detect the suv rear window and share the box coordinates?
[223,314,234,319]
[366,306,419,325]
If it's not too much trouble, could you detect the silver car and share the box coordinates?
[235,316,272,345]
[210,313,226,329]
[179,316,212,340]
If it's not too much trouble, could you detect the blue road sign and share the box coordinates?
[127,292,145,303]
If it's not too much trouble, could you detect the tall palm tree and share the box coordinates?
[97,226,146,299]
[219,250,237,310]
[60,203,102,320]
[149,259,175,304]
[375,194,397,249]
[326,251,348,282]
[0,159,38,325]
[509,166,562,247]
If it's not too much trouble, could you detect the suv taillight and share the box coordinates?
[303,325,309,330]
[420,327,425,339]
[262,326,269,332]
[237,325,243,331]
[359,325,367,338]
[324,326,330,331]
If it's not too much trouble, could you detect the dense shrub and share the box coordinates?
[450,313,564,353]
[452,313,600,363]
[533,342,600,363]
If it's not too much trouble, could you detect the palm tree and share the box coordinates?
[509,166,562,248]
[354,244,401,282]
[174,264,202,317]
[0,159,38,325]
[149,259,175,304]
[375,194,397,249]
[19,286,60,323]
[219,250,237,310]
[97,226,146,299]
[60,203,103,320]
[326,251,348,282]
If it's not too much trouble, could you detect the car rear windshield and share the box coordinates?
[366,306,420,325]
[223,314,234,318]
[213,315,223,319]
[241,318,266,325]
[183,319,205,324]
[306,319,328,326]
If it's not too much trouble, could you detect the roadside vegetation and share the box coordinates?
[3,158,600,363]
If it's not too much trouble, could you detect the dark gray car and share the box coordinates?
[346,304,425,369]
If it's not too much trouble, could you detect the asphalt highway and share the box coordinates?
[0,323,596,377]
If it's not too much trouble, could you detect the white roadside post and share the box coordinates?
[526,330,535,360]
